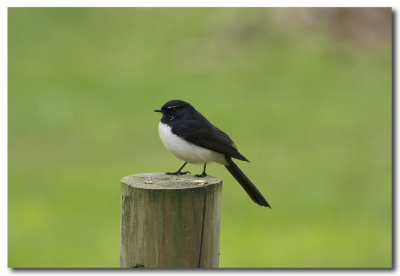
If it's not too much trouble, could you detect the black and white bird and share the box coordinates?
[154,100,270,208]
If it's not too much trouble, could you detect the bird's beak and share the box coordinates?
[154,109,163,113]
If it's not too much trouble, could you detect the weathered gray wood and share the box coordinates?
[120,173,222,268]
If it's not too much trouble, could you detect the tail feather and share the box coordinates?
[225,157,271,208]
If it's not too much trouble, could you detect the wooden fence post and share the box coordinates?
[120,173,222,268]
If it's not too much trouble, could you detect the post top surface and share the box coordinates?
[121,173,222,190]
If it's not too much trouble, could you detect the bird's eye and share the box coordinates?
[169,105,180,112]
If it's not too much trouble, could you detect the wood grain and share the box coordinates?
[120,173,222,268]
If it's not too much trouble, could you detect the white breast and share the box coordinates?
[158,122,226,164]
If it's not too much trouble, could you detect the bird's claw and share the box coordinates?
[195,173,207,178]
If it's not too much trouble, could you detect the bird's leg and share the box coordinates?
[195,163,207,177]
[166,162,190,175]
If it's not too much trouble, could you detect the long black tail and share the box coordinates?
[225,157,271,208]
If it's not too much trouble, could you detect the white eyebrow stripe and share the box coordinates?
[167,105,180,109]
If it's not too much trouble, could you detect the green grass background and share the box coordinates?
[8,8,392,268]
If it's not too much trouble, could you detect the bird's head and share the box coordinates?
[154,100,191,121]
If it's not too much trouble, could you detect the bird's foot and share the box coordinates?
[195,173,207,178]
[166,171,190,175]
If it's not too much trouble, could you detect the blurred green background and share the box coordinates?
[8,8,392,268]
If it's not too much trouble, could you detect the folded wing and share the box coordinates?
[172,120,249,162]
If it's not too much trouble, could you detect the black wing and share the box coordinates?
[172,120,249,161]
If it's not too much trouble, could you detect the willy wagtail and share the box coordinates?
[154,100,270,208]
